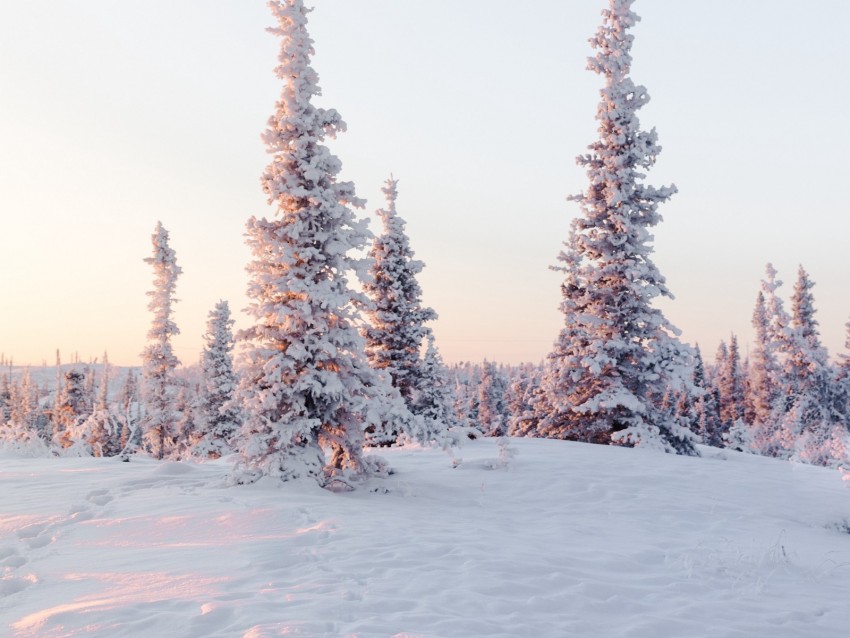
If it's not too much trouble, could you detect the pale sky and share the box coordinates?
[1,1,849,368]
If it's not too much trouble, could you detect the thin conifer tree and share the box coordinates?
[139,221,182,460]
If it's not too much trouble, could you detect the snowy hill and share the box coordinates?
[2,439,850,637]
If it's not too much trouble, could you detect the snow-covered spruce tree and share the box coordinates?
[53,368,91,450]
[507,363,544,437]
[689,347,723,447]
[748,289,781,428]
[9,370,42,439]
[411,331,456,446]
[363,177,437,420]
[451,363,481,430]
[414,333,452,425]
[0,374,10,423]
[780,267,842,465]
[195,300,240,458]
[139,221,182,460]
[117,368,139,453]
[477,360,509,437]
[834,317,850,429]
[1,371,48,456]
[714,334,745,437]
[745,264,795,456]
[234,0,403,486]
[539,0,696,455]
[673,345,718,446]
[86,352,123,457]
[171,384,196,458]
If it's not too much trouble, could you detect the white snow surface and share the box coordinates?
[2,439,850,637]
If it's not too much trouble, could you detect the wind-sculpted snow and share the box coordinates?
[1,440,850,636]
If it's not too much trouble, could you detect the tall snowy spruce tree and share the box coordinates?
[363,177,437,414]
[235,0,402,486]
[195,300,240,458]
[539,0,696,454]
[139,221,182,460]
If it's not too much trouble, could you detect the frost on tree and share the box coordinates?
[234,0,399,487]
[363,177,437,419]
[139,221,182,460]
[779,266,842,465]
[53,368,91,451]
[0,370,48,456]
[689,347,723,447]
[540,0,696,455]
[195,300,240,458]
[747,264,794,456]
[412,331,457,447]
[712,335,744,437]
[477,360,509,437]
[86,352,124,457]
[748,287,780,430]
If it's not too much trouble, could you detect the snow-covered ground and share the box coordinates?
[2,439,850,637]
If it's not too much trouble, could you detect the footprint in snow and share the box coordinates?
[15,523,48,541]
[0,575,35,598]
[85,489,113,506]
[0,550,27,569]
[23,534,54,550]
[69,510,94,523]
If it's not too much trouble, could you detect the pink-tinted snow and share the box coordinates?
[1,439,850,637]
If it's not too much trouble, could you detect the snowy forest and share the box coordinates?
[2,0,849,482]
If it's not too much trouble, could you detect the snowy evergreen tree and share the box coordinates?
[748,289,781,428]
[8,370,42,439]
[673,346,719,447]
[363,176,437,416]
[83,362,97,408]
[477,360,509,437]
[47,350,64,437]
[838,317,850,382]
[412,332,457,445]
[53,368,90,449]
[723,418,753,453]
[539,0,696,455]
[449,363,483,434]
[139,221,182,460]
[117,368,139,454]
[688,347,721,447]
[779,266,840,465]
[234,0,401,487]
[1,371,49,456]
[86,353,123,457]
[834,317,850,429]
[715,334,745,436]
[196,300,240,458]
[0,375,10,424]
[507,363,544,438]
[747,264,795,456]
[170,384,196,459]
